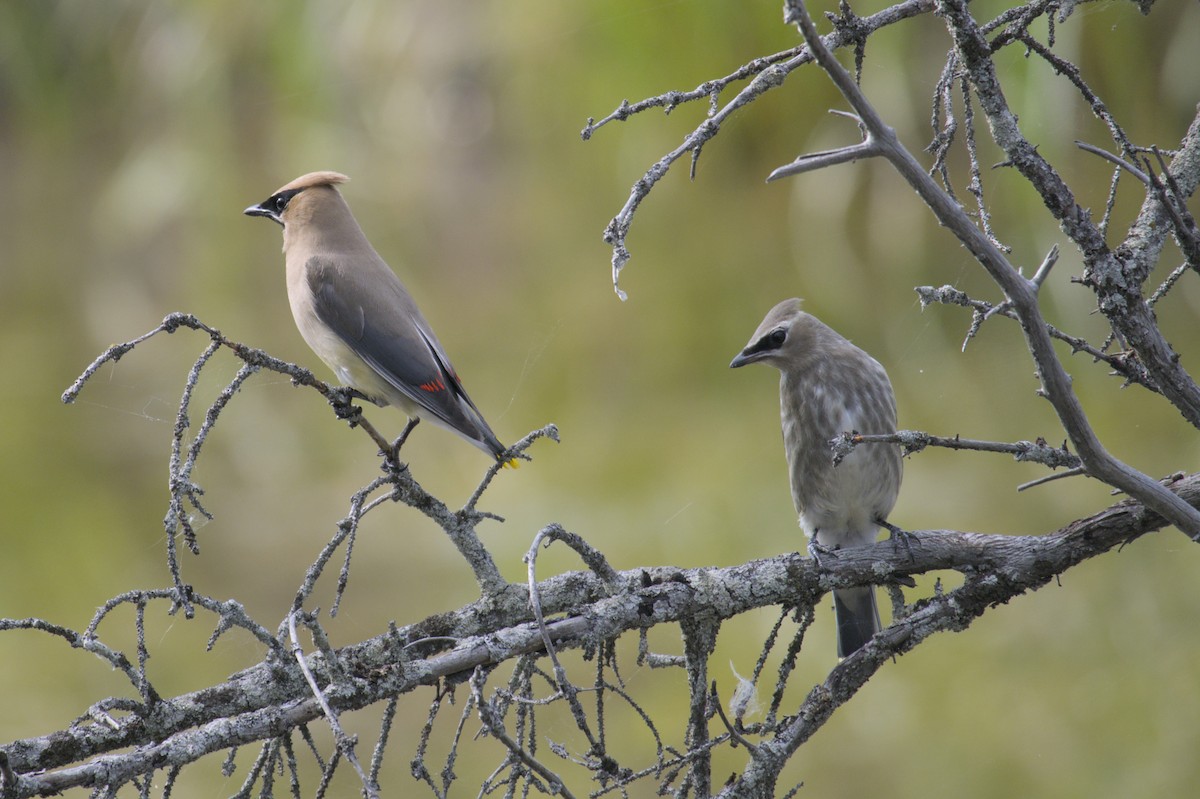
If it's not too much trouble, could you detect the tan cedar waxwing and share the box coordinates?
[245,171,510,463]
[731,299,902,657]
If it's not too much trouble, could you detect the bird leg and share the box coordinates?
[877,517,917,560]
[390,417,421,463]
[806,537,835,568]
[323,387,411,469]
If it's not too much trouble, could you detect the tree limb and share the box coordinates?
[5,471,1199,796]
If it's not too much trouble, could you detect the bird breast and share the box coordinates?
[780,364,900,548]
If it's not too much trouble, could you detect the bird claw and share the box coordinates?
[328,386,369,425]
[381,452,409,474]
[807,538,835,568]
[878,518,917,560]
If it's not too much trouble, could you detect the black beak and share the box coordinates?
[243,203,283,227]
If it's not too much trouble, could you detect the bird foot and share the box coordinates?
[328,386,370,426]
[380,452,409,475]
[878,518,917,560]
[807,538,836,568]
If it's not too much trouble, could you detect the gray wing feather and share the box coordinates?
[306,257,504,454]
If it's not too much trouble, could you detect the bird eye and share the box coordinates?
[768,328,787,348]
[266,189,302,216]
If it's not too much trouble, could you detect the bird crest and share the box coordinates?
[276,171,350,193]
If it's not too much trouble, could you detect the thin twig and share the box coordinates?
[462,423,560,514]
[589,0,935,299]
[767,111,886,180]
[832,429,1081,472]
[915,283,1157,388]
[288,611,379,799]
[524,525,602,751]
[1017,467,1086,492]
[470,668,577,799]
[709,681,758,753]
[1075,140,1150,185]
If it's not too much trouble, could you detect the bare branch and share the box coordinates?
[831,430,1081,472]
[1075,140,1150,185]
[471,668,577,799]
[1083,112,1200,427]
[769,0,1200,535]
[524,524,603,754]
[588,0,935,299]
[288,611,379,799]
[766,111,886,179]
[62,313,561,598]
[580,47,808,140]
[929,1,1200,431]
[8,470,1200,795]
[1143,147,1200,270]
[1013,32,1136,158]
[914,283,1156,387]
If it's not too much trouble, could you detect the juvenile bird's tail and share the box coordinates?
[832,586,880,658]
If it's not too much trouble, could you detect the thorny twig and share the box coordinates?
[584,0,934,299]
[914,283,1156,388]
[1143,147,1200,269]
[831,430,1081,472]
[971,244,1062,334]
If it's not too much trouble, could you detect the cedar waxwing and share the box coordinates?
[731,299,902,657]
[244,171,510,463]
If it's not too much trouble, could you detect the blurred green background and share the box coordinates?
[2,0,1199,796]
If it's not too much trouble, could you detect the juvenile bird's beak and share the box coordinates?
[729,350,756,369]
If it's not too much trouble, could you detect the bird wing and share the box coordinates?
[305,257,502,453]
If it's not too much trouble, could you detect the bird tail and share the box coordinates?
[833,586,880,658]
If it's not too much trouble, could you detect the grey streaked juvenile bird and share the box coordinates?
[731,298,902,657]
[245,171,511,464]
